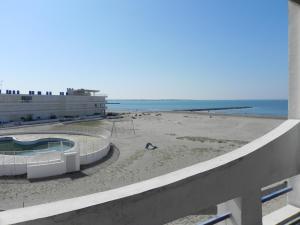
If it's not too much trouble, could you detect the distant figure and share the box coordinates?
[145,143,158,150]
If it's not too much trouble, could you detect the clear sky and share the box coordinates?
[0,0,288,100]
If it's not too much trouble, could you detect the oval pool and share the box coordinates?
[0,137,75,155]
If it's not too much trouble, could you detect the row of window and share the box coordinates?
[95,103,105,108]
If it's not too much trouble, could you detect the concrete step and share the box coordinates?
[263,204,300,225]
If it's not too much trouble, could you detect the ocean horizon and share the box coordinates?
[107,99,288,118]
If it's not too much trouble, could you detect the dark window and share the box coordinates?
[21,96,33,102]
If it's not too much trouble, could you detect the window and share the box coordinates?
[21,96,32,102]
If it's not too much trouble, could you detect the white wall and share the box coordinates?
[80,143,111,165]
[27,160,66,179]
[0,163,27,176]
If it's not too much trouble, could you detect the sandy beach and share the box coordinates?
[0,112,285,224]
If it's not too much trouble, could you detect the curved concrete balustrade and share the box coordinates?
[0,120,299,224]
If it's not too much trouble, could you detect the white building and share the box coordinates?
[0,88,106,123]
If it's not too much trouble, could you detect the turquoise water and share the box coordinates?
[107,100,288,118]
[0,139,74,155]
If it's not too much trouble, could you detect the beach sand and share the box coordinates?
[0,112,285,224]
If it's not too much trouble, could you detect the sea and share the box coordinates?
[107,100,288,118]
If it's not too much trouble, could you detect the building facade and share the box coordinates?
[0,89,106,123]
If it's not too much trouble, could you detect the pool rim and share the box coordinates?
[0,136,76,155]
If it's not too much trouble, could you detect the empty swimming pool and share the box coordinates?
[0,137,74,155]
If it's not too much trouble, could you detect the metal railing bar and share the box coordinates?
[197,213,231,225]
[261,187,293,203]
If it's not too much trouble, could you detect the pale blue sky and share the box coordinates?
[0,0,288,99]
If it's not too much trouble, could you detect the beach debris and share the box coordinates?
[145,143,158,150]
[155,113,162,116]
[106,112,124,120]
[165,133,176,136]
[107,112,119,117]
[132,116,137,119]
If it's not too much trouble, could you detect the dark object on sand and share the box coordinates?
[106,112,119,117]
[145,143,158,150]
